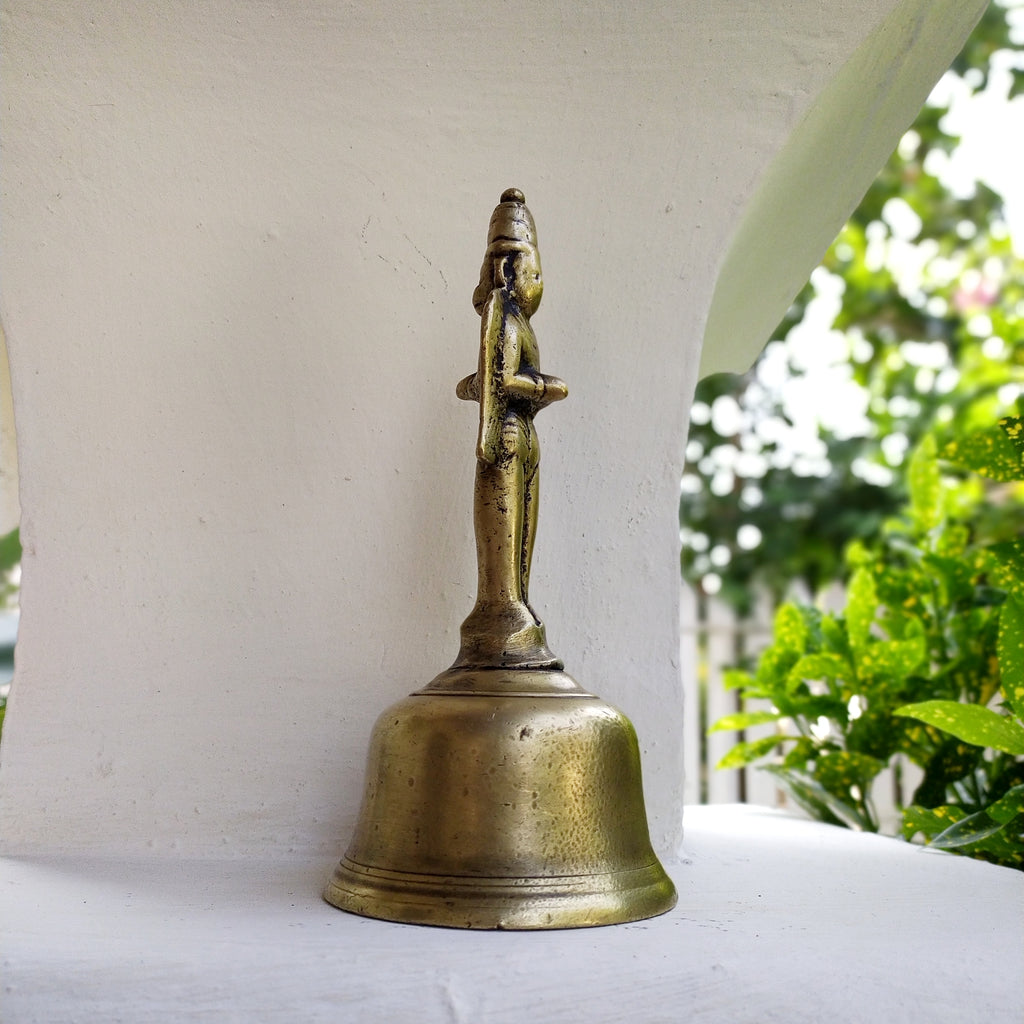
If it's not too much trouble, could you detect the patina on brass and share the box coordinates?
[324,189,677,929]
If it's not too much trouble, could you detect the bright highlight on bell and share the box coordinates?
[323,190,677,929]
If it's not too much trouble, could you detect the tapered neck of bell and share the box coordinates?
[451,597,564,667]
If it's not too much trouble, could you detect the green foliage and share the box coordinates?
[0,527,19,736]
[895,701,1024,755]
[692,6,1024,866]
[713,430,1024,868]
[997,592,1024,715]
[680,4,1024,613]
[951,3,1024,98]
[0,527,20,603]
[942,423,1024,481]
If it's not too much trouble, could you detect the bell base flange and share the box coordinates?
[323,855,677,930]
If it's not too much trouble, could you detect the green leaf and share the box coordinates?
[814,749,886,799]
[764,765,874,831]
[921,552,975,605]
[987,783,1024,826]
[998,595,1024,720]
[846,707,905,762]
[773,692,848,726]
[907,436,941,532]
[716,735,784,770]
[902,803,965,842]
[935,522,969,559]
[779,736,817,769]
[941,425,1024,482]
[986,541,1024,598]
[929,810,1008,850]
[0,528,20,575]
[722,669,755,692]
[999,416,1024,460]
[709,710,780,733]
[787,652,851,686]
[895,700,1024,755]
[855,636,927,687]
[960,818,1024,866]
[912,739,984,809]
[755,645,799,691]
[847,568,878,657]
[845,540,871,568]
[820,614,849,655]
[773,603,809,654]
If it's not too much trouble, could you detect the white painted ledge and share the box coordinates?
[3,805,1020,1023]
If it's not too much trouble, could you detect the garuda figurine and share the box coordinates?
[455,188,568,670]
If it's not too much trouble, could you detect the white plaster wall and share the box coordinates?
[0,0,983,858]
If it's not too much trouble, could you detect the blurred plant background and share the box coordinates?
[687,2,1024,866]
[0,317,18,738]
[681,2,1024,613]
[0,528,19,734]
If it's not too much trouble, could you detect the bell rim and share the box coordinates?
[324,855,677,930]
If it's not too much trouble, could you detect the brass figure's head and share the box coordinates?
[473,188,543,315]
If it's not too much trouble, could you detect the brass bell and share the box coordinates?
[324,189,676,929]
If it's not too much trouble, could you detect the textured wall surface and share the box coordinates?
[0,0,984,859]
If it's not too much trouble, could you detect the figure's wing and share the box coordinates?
[477,290,505,464]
